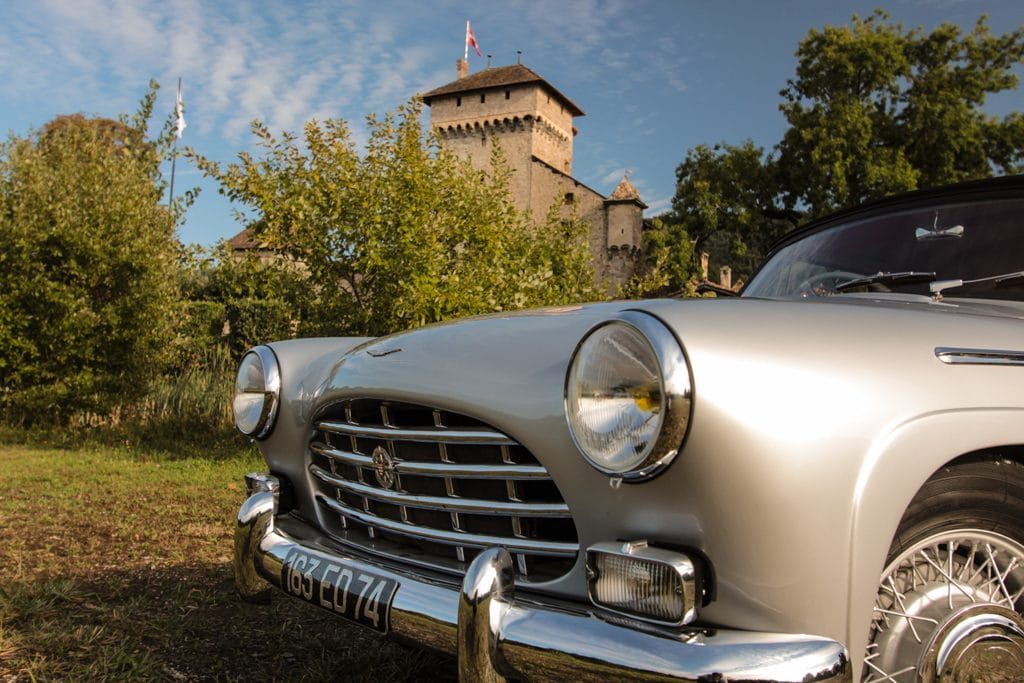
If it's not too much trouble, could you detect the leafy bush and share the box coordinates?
[226,298,293,357]
[190,103,599,337]
[0,86,182,423]
[178,243,309,361]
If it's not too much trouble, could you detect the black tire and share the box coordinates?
[889,457,1024,560]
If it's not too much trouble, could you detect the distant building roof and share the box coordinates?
[695,280,741,297]
[420,64,585,117]
[226,227,266,251]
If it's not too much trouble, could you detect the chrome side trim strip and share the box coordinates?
[935,347,1024,366]
[316,494,579,556]
[310,465,571,517]
[310,442,550,479]
[318,420,516,445]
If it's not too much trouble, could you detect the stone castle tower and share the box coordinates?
[420,59,646,291]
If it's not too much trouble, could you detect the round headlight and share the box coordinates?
[565,312,692,481]
[232,346,281,439]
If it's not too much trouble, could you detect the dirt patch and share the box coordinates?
[0,445,456,681]
[2,558,456,682]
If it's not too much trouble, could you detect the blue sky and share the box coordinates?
[2,0,1023,247]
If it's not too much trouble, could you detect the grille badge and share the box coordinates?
[371,446,397,490]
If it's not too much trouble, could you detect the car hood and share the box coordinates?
[309,292,1024,453]
[315,300,640,427]
[318,294,1024,393]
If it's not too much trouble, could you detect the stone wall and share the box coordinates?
[437,120,535,213]
[525,158,639,292]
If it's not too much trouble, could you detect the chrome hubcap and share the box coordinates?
[864,530,1024,681]
[919,603,1024,680]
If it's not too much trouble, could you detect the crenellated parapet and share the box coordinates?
[434,114,571,146]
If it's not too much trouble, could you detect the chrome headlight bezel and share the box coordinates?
[564,311,692,481]
[232,345,281,439]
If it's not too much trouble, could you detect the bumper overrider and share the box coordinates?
[234,473,851,682]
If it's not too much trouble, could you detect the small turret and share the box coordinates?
[605,174,646,251]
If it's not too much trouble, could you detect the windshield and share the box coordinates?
[743,196,1024,301]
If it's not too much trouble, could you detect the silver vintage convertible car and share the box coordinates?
[232,176,1024,681]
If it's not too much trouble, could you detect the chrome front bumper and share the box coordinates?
[234,473,851,682]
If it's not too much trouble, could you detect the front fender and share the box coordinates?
[847,407,1024,680]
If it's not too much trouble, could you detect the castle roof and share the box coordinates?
[420,64,585,117]
[607,174,647,208]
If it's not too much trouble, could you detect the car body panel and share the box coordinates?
[238,177,1024,680]
[256,293,1024,668]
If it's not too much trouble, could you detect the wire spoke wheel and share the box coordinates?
[862,458,1024,681]
[864,530,1024,681]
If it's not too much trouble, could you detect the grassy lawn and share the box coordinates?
[0,444,454,681]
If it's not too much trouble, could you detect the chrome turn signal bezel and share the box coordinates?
[586,540,698,627]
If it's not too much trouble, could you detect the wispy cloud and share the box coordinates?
[645,197,671,215]
[2,0,692,143]
[3,0,455,144]
[601,167,630,185]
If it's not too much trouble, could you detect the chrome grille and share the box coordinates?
[308,399,578,582]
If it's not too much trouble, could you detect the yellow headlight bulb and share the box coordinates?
[631,387,659,413]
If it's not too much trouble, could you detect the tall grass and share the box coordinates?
[2,345,247,458]
[122,344,241,455]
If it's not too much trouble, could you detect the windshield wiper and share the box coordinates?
[930,270,1024,299]
[834,271,938,293]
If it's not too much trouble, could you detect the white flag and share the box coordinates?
[175,80,186,139]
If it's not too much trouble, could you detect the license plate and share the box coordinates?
[280,548,398,633]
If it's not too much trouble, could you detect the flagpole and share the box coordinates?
[168,77,182,213]
[168,139,178,213]
[464,21,469,61]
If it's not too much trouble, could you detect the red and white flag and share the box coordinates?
[465,20,482,59]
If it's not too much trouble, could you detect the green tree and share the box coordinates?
[0,84,184,421]
[626,217,696,296]
[666,12,1024,278]
[668,141,795,282]
[190,103,598,336]
[777,12,1024,216]
[776,11,918,214]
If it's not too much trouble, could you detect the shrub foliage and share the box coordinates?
[190,103,599,337]
[0,86,182,422]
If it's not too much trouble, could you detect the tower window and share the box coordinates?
[505,90,511,99]
[456,96,462,107]
[480,93,486,103]
[564,192,574,205]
